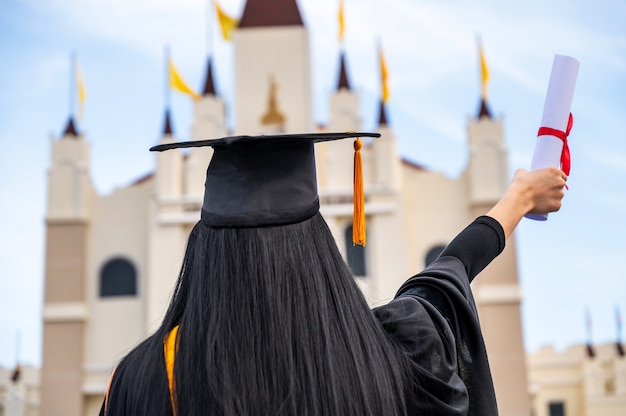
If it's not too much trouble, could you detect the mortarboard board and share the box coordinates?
[150,132,380,245]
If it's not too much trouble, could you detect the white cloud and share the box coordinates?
[24,0,210,62]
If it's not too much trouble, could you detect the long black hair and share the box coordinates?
[107,213,410,415]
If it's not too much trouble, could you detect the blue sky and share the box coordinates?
[1,0,625,368]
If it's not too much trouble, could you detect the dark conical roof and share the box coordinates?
[202,57,217,96]
[336,52,351,91]
[163,109,173,136]
[586,343,596,359]
[239,0,303,28]
[477,98,492,119]
[62,116,78,137]
[377,99,388,127]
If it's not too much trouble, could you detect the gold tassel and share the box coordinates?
[353,138,366,246]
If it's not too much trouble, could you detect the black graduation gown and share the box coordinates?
[101,216,503,415]
[99,337,173,416]
[373,215,503,415]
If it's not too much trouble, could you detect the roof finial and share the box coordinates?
[337,52,351,91]
[377,99,388,127]
[62,116,79,138]
[261,75,286,128]
[163,108,174,136]
[202,57,217,96]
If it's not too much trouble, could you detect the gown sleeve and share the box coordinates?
[373,215,505,416]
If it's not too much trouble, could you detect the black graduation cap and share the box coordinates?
[150,132,380,244]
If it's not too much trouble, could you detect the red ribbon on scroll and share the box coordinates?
[537,113,573,176]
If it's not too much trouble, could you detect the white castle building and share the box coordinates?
[39,0,533,414]
[528,343,626,416]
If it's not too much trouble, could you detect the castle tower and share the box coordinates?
[323,51,362,190]
[185,57,225,198]
[145,110,187,332]
[233,0,312,134]
[364,99,407,302]
[155,110,183,199]
[40,117,92,416]
[190,56,225,141]
[467,98,531,415]
[372,100,401,190]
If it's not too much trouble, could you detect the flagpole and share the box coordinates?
[164,45,171,113]
[15,330,21,365]
[376,35,381,75]
[585,308,593,345]
[377,37,389,104]
[206,0,214,58]
[338,0,344,52]
[70,52,76,119]
[617,305,623,343]
[476,33,488,100]
[377,36,382,106]
[476,33,480,96]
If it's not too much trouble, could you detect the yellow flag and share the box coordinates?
[338,0,345,42]
[168,58,199,100]
[379,46,389,103]
[479,43,489,99]
[214,0,238,41]
[75,60,86,121]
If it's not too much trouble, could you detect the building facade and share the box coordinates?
[0,365,39,416]
[39,0,530,414]
[528,343,626,416]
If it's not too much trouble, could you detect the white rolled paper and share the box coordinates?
[525,54,579,221]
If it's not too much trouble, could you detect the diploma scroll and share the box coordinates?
[525,54,579,221]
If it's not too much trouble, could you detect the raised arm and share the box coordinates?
[487,167,567,239]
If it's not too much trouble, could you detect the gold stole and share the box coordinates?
[164,325,180,416]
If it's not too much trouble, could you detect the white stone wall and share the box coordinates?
[234,26,312,134]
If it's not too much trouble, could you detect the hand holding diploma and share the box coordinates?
[488,167,567,239]
[526,54,579,221]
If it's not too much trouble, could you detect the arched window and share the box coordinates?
[425,245,446,266]
[345,225,366,277]
[548,402,565,416]
[99,258,137,297]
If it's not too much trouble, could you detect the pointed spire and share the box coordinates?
[163,109,174,136]
[616,306,624,357]
[202,57,217,96]
[377,99,388,127]
[477,98,492,119]
[11,331,21,384]
[336,52,351,91]
[10,364,21,384]
[239,0,303,27]
[62,116,79,137]
[586,308,595,359]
